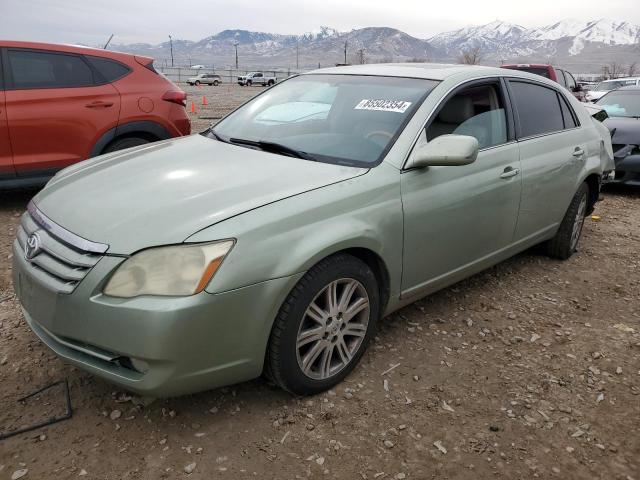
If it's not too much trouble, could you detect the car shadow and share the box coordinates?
[0,187,39,211]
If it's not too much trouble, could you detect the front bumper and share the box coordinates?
[13,240,302,397]
[612,154,640,185]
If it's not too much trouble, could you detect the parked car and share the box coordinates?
[237,72,276,87]
[501,64,585,101]
[14,64,613,397]
[191,65,206,69]
[595,86,640,185]
[585,77,640,102]
[0,41,190,189]
[186,73,222,86]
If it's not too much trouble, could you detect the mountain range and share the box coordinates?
[110,19,640,73]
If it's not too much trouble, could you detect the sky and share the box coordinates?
[1,0,639,45]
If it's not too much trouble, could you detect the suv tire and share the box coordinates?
[104,136,151,154]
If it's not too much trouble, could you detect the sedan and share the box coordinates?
[13,64,613,397]
[596,86,640,185]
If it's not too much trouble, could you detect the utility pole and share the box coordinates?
[296,39,299,70]
[168,35,174,67]
[344,41,348,64]
[234,42,239,69]
[357,48,365,65]
[103,34,114,49]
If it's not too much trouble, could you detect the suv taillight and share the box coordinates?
[162,90,187,107]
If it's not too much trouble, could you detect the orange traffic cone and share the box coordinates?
[190,101,196,114]
[202,96,208,106]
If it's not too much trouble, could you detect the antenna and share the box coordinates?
[103,34,114,49]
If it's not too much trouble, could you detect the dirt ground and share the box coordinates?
[1,85,639,480]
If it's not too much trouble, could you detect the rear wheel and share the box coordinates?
[103,136,151,154]
[194,80,201,86]
[266,254,379,395]
[545,182,589,259]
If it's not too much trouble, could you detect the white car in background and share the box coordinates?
[585,77,640,102]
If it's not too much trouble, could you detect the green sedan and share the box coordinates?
[13,64,614,396]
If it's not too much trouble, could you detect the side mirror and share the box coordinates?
[407,134,479,168]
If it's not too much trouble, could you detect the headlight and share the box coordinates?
[104,240,234,298]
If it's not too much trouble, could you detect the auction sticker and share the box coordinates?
[355,99,412,113]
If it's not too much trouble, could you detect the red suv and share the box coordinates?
[0,41,190,188]
[501,64,586,102]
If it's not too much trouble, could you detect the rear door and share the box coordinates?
[0,49,14,177]
[507,79,586,242]
[4,48,121,176]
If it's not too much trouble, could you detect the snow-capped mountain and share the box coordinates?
[111,19,640,72]
[428,20,527,55]
[526,19,640,44]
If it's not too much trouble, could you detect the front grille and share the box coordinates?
[17,210,103,294]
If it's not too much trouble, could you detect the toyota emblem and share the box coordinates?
[25,232,42,260]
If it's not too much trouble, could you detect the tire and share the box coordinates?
[213,80,219,86]
[545,182,589,260]
[266,253,380,395]
[103,136,151,154]
[268,80,275,86]
[246,80,252,87]
[194,80,201,86]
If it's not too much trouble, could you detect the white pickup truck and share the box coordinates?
[237,72,277,87]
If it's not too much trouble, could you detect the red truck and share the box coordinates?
[502,64,586,102]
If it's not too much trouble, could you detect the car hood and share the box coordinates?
[604,116,640,145]
[34,135,367,254]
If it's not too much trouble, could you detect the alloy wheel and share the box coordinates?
[296,278,370,380]
[570,193,588,250]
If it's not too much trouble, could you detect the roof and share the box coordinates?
[616,85,640,91]
[306,63,511,81]
[601,77,640,83]
[0,40,151,63]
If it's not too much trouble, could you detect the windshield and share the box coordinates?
[210,74,438,167]
[596,91,640,117]
[594,80,635,91]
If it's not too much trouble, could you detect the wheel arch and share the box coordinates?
[583,173,601,214]
[91,121,172,157]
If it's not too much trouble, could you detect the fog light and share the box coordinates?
[130,358,150,374]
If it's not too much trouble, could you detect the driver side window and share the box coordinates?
[426,83,508,150]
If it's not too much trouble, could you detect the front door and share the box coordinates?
[5,48,120,176]
[401,80,522,298]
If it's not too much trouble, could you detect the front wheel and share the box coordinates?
[545,182,589,260]
[266,254,380,395]
[213,80,219,86]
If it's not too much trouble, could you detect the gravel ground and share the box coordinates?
[0,88,639,479]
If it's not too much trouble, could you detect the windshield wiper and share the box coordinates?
[229,138,316,160]
[207,129,230,143]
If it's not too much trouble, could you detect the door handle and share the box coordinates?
[573,147,585,157]
[500,167,520,179]
[85,101,114,108]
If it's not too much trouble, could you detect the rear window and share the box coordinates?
[85,56,130,83]
[8,49,94,89]
[509,81,565,137]
[504,66,551,79]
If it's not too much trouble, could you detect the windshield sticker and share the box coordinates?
[355,99,412,113]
